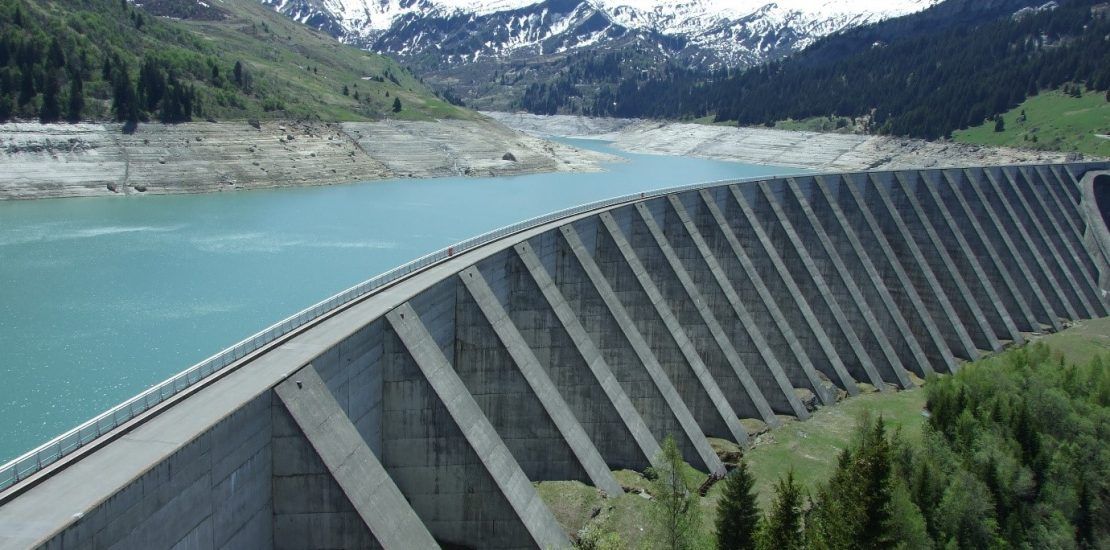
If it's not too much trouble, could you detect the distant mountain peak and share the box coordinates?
[260,0,940,109]
[263,0,940,64]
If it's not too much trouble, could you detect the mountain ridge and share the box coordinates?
[261,0,940,110]
[263,0,939,68]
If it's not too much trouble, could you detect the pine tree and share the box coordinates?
[342,84,349,96]
[854,417,896,549]
[762,471,804,550]
[911,457,945,540]
[112,62,139,132]
[994,116,1005,133]
[233,61,252,93]
[17,67,34,106]
[392,97,402,112]
[0,69,14,122]
[650,436,702,550]
[66,75,84,123]
[808,417,901,549]
[47,39,65,70]
[159,74,194,123]
[38,68,61,123]
[1075,479,1094,549]
[716,461,760,550]
[137,59,165,112]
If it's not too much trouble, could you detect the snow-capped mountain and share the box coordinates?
[263,0,939,67]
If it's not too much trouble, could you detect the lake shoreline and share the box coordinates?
[0,117,617,201]
[5,110,1089,202]
[484,112,1090,171]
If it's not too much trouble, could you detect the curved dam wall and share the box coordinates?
[1,163,1108,549]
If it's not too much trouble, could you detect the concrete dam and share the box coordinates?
[1,163,1108,549]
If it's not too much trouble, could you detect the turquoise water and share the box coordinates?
[0,139,801,462]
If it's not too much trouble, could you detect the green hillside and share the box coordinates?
[537,317,1110,547]
[953,88,1110,157]
[0,0,471,124]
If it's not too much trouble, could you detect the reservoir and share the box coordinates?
[0,138,801,463]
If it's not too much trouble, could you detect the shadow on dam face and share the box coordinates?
[1095,174,1110,227]
[1,163,1108,549]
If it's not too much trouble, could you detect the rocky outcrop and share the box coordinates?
[483,112,639,138]
[340,118,606,179]
[0,117,615,200]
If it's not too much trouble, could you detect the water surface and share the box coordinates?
[0,139,802,462]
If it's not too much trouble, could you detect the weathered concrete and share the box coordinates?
[458,266,624,495]
[822,173,955,373]
[927,170,1040,333]
[695,188,859,394]
[561,222,725,474]
[386,304,569,549]
[605,208,772,431]
[668,195,833,406]
[634,202,808,419]
[779,177,914,389]
[514,241,661,470]
[1008,167,1103,316]
[2,163,1107,549]
[798,176,933,380]
[885,171,1006,351]
[1028,166,1106,313]
[739,183,886,387]
[274,365,437,549]
[979,168,1079,321]
[853,172,979,364]
[719,185,862,394]
[954,168,1064,331]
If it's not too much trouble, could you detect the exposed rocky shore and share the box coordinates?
[0,117,615,200]
[6,111,1089,201]
[485,112,1087,171]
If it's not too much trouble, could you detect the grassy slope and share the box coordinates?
[537,316,1110,545]
[740,390,927,508]
[952,89,1110,157]
[8,0,469,122]
[770,116,860,135]
[177,0,472,122]
[1027,316,1110,366]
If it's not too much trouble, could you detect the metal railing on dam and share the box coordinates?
[0,163,1107,549]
